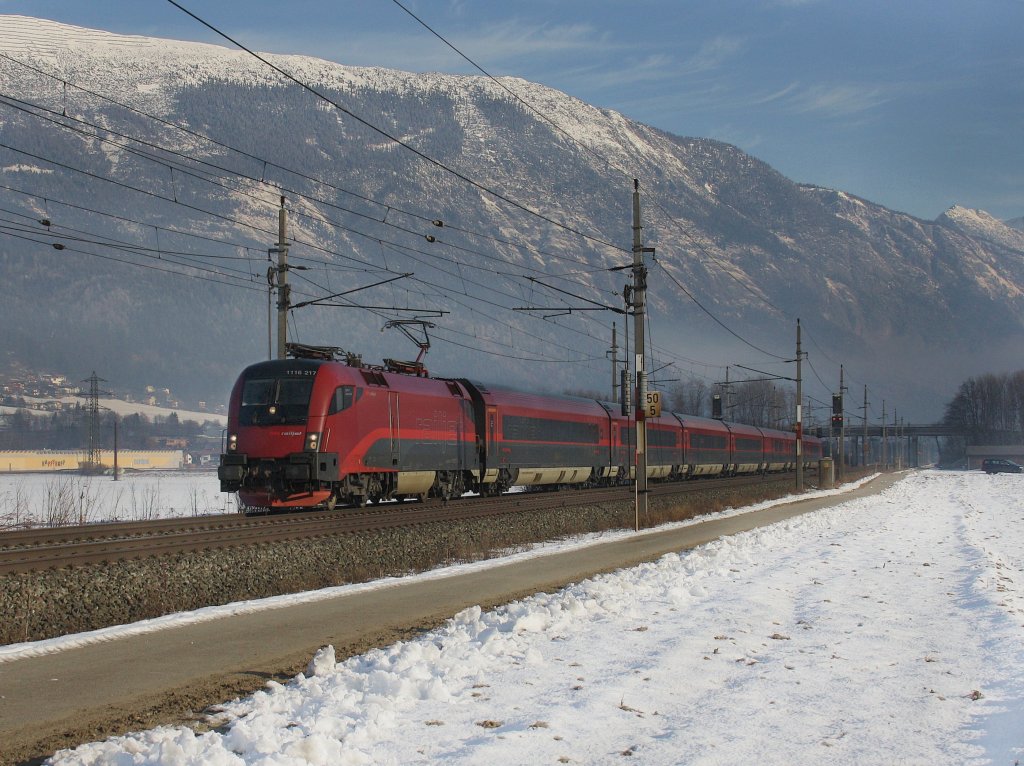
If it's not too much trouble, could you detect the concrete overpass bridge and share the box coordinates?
[824,422,962,469]
[853,423,961,439]
[826,423,1021,470]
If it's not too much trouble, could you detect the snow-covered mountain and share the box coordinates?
[1,15,1021,420]
[940,205,1024,254]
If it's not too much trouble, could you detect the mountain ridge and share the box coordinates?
[0,15,1021,422]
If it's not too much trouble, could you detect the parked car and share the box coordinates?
[981,458,1023,474]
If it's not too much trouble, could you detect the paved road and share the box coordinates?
[0,473,901,765]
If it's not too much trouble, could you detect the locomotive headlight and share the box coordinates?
[228,433,238,451]
[305,432,320,451]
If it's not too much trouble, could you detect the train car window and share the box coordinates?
[502,415,599,444]
[239,377,313,425]
[736,438,762,452]
[328,385,360,414]
[241,379,274,406]
[278,378,313,405]
[648,428,677,447]
[691,433,728,450]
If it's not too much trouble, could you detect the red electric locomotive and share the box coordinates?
[218,356,480,509]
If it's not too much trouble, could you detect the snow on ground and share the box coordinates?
[27,471,1024,764]
[0,471,231,528]
[4,395,226,425]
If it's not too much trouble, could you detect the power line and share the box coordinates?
[0,140,618,366]
[0,92,622,304]
[0,180,385,292]
[652,260,788,361]
[0,228,265,292]
[0,52,614,272]
[0,213,263,284]
[0,180,266,262]
[0,140,400,275]
[165,0,627,258]
[4,27,780,374]
[1,18,818,382]
[380,4,806,372]
[387,0,619,174]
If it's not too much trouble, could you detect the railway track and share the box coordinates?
[0,474,792,574]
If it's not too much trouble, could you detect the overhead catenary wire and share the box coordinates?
[385,2,791,326]
[0,215,269,285]
[164,0,628,258]
[0,228,266,292]
[801,323,895,416]
[373,9,818,394]
[0,96,433,261]
[0,144,811,397]
[652,260,788,361]
[0,140,414,279]
[0,90,630,362]
[2,27,745,374]
[0,138,620,367]
[2,211,606,368]
[0,53,617,278]
[0,180,386,291]
[376,240,620,354]
[0,16,839,389]
[0,91,626,308]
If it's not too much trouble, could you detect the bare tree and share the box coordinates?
[727,380,794,428]
[667,376,710,416]
[943,370,1024,444]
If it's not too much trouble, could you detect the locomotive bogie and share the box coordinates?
[430,470,465,500]
[672,464,690,480]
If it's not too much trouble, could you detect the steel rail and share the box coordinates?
[0,474,792,574]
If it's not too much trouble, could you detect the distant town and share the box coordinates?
[0,363,225,416]
[0,364,226,469]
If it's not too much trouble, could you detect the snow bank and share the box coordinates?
[42,471,1024,764]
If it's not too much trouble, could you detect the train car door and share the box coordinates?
[388,391,400,466]
[487,406,498,465]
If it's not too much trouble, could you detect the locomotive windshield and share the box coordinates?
[239,376,314,426]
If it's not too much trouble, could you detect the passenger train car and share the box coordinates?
[218,355,822,510]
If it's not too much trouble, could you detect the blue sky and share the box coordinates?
[3,0,1023,221]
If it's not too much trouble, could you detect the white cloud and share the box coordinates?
[751,81,899,117]
[264,18,620,77]
[792,83,895,115]
[472,19,613,59]
[681,35,746,75]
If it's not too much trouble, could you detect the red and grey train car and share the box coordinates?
[219,357,822,511]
